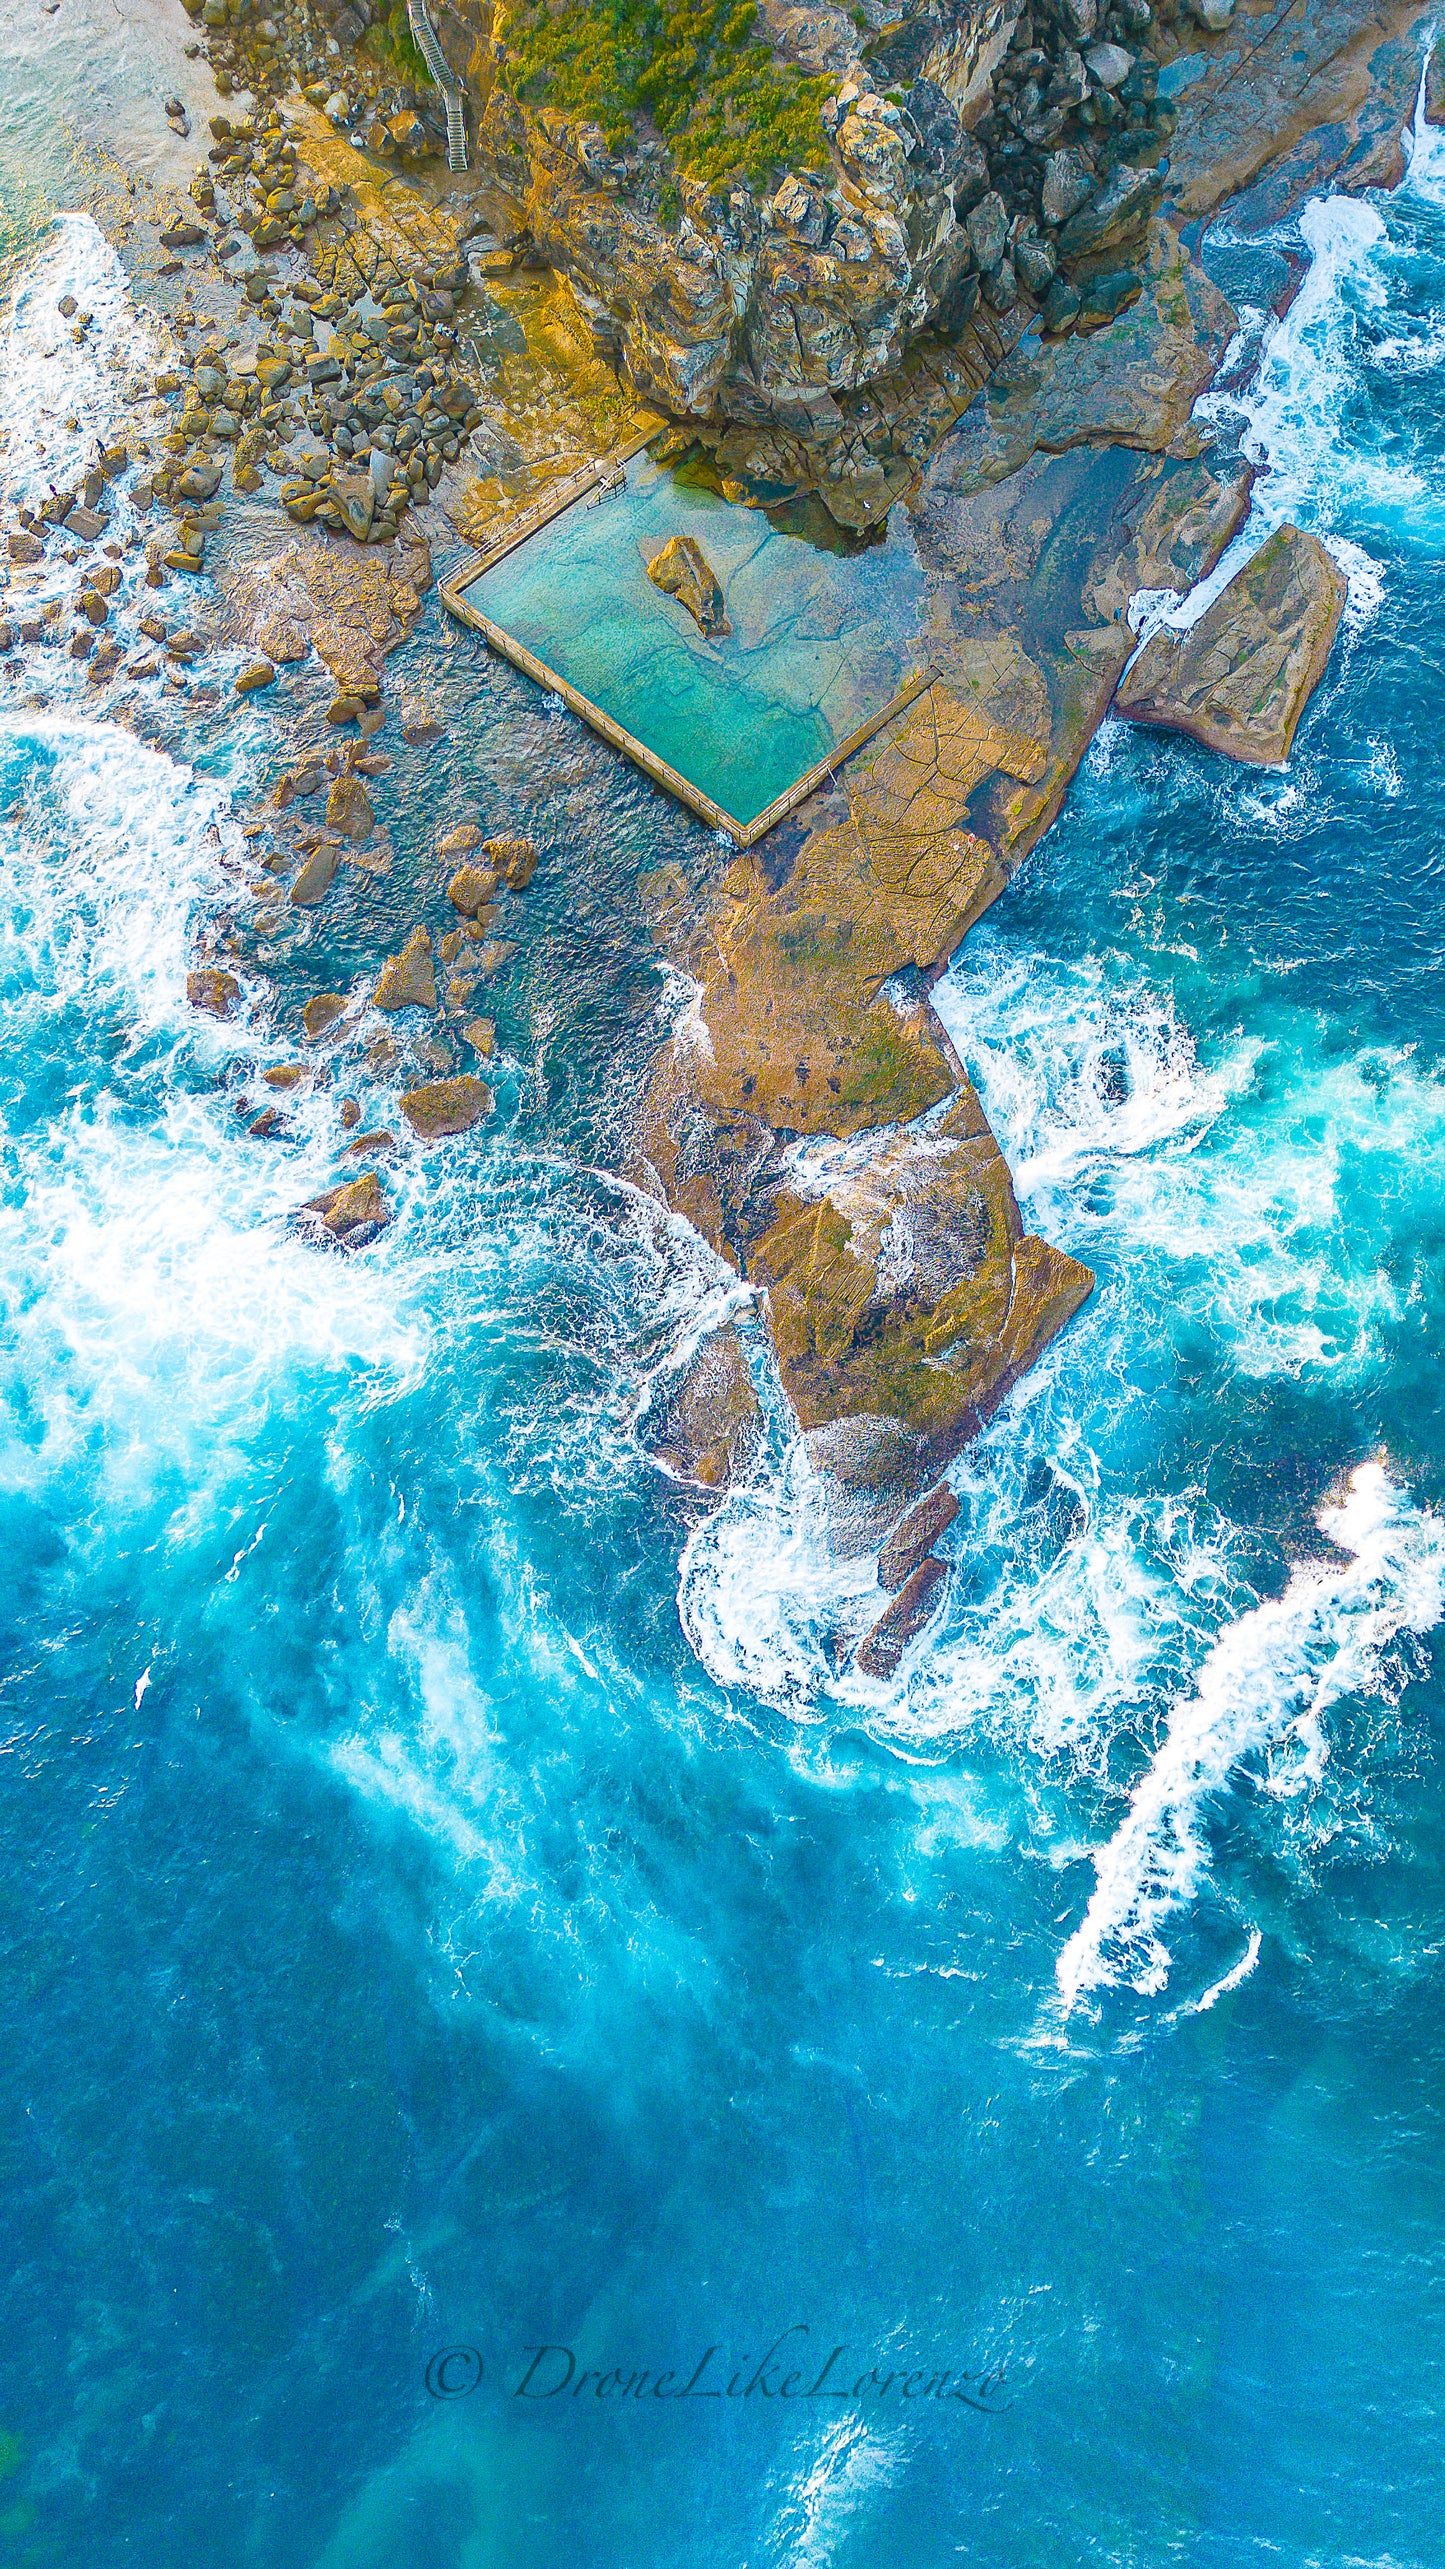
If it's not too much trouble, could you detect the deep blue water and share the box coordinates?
[2,38,1445,2569]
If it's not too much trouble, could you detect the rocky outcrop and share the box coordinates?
[401,1073,493,1136]
[436,0,1185,439]
[1115,523,1347,764]
[645,534,731,637]
[640,1325,765,1488]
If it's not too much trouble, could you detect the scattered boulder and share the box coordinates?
[400,700,441,744]
[447,861,499,915]
[483,834,538,890]
[1115,525,1347,766]
[854,1557,950,1678]
[437,822,482,857]
[187,967,242,1018]
[325,773,373,840]
[373,926,437,1012]
[400,1074,492,1139]
[462,1017,496,1058]
[236,658,275,692]
[304,1170,390,1244]
[1042,147,1092,229]
[290,842,339,906]
[645,534,730,638]
[303,991,347,1038]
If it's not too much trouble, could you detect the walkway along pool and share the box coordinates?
[442,440,934,842]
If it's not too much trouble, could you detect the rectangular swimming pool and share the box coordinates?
[445,448,931,840]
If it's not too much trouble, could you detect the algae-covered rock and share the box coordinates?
[373,927,437,1013]
[400,1075,492,1138]
[187,967,242,1018]
[326,773,374,841]
[1115,524,1347,765]
[646,534,730,638]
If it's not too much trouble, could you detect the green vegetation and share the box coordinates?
[500,0,832,194]
[362,5,433,87]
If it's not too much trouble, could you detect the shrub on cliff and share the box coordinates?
[500,0,831,193]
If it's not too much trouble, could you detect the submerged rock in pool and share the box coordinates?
[1115,523,1347,766]
[645,534,731,638]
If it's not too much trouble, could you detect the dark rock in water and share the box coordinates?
[235,659,276,693]
[855,1557,949,1678]
[436,823,483,858]
[8,530,44,564]
[878,1483,960,1594]
[187,967,242,1018]
[1116,524,1347,766]
[160,219,206,250]
[373,926,437,1012]
[400,1074,492,1139]
[1057,165,1164,264]
[63,505,107,542]
[177,462,223,502]
[483,834,537,891]
[646,534,730,638]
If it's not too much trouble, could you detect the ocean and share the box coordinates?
[1,18,1443,2565]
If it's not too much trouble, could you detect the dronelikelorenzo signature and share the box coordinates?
[425,2322,1011,2415]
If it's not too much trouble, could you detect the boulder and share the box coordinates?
[290,842,339,906]
[645,534,730,638]
[447,862,499,915]
[1056,165,1164,264]
[1042,147,1093,228]
[878,1482,960,1593]
[1115,525,1347,766]
[187,967,242,1018]
[462,1017,496,1058]
[303,991,347,1038]
[400,1075,492,1139]
[325,774,373,840]
[400,699,441,744]
[256,614,309,663]
[373,926,437,1012]
[854,1557,950,1678]
[436,822,482,857]
[306,1170,390,1242]
[235,659,275,692]
[483,835,538,890]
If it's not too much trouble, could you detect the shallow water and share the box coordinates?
[2,39,1445,2569]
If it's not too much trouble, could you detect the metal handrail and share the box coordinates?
[406,0,468,172]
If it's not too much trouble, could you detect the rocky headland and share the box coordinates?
[4,0,1437,1671]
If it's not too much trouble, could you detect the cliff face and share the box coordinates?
[436,1,1025,427]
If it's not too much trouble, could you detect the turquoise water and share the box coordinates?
[3,43,1445,2569]
[471,451,927,826]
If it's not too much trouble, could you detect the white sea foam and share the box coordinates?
[0,211,166,511]
[1057,1465,1445,2009]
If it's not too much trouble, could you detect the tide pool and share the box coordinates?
[468,450,928,827]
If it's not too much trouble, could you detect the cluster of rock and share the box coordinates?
[178,0,449,161]
[146,104,491,544]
